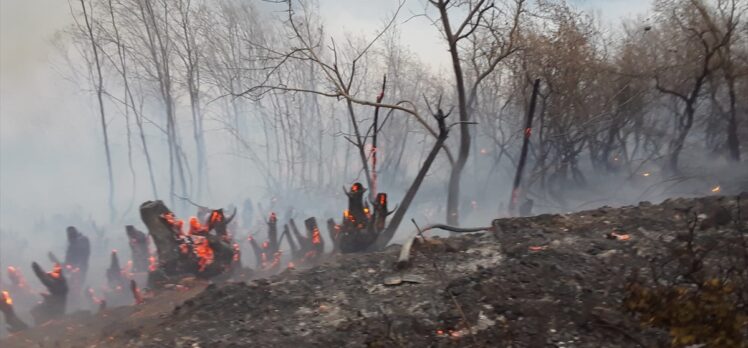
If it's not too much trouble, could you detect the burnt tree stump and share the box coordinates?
[64,226,90,285]
[126,225,150,273]
[29,262,68,325]
[139,200,236,286]
[0,291,29,332]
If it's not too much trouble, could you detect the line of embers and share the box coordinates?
[1,182,393,334]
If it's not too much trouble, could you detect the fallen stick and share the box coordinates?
[396,224,490,269]
[411,220,477,345]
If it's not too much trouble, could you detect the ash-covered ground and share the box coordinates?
[2,194,747,348]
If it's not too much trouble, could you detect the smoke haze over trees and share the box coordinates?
[1,0,747,248]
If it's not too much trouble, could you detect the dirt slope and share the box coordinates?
[3,194,746,347]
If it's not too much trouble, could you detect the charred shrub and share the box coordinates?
[624,199,748,347]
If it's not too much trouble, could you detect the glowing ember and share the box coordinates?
[210,211,223,224]
[608,231,631,241]
[312,227,322,245]
[148,256,157,272]
[120,260,134,280]
[189,217,205,235]
[711,185,721,193]
[480,148,488,155]
[193,236,214,272]
[49,263,63,279]
[7,266,27,288]
[87,288,104,305]
[287,262,296,269]
[232,243,241,262]
[2,291,12,305]
[642,172,651,177]
[162,212,184,234]
[343,210,355,223]
[529,246,546,251]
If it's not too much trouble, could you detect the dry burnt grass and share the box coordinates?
[3,194,747,348]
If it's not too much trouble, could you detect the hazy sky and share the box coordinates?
[0,0,652,229]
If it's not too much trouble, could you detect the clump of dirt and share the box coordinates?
[3,194,746,347]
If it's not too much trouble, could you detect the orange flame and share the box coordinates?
[193,236,214,272]
[162,212,184,234]
[189,217,205,235]
[312,227,322,245]
[2,291,12,306]
[711,185,721,193]
[49,263,63,279]
[210,211,223,225]
[343,210,355,223]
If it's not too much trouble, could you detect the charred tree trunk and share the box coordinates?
[30,262,68,325]
[64,226,90,286]
[106,250,126,290]
[0,291,30,332]
[304,217,324,258]
[508,79,540,215]
[372,107,452,250]
[126,225,150,273]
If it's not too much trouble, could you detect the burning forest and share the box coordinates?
[2,0,748,347]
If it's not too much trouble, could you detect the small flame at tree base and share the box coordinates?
[2,290,13,305]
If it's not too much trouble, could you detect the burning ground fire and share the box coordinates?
[1,184,396,339]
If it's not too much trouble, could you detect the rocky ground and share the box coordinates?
[2,194,747,348]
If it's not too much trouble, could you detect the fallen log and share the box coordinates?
[395,224,491,269]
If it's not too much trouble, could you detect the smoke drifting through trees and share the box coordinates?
[51,0,748,225]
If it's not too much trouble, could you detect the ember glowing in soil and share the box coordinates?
[711,185,721,193]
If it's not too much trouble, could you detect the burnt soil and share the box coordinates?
[3,194,747,347]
